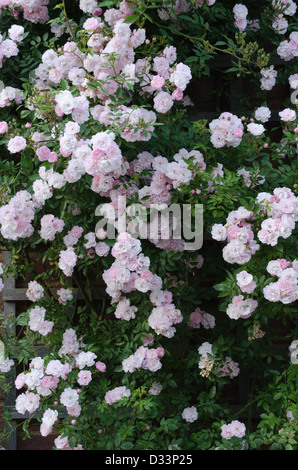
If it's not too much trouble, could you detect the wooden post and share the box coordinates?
[3,251,17,450]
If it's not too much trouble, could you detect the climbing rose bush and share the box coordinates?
[0,0,297,451]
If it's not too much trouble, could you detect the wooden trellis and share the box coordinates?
[1,55,288,449]
[2,250,106,449]
[189,55,286,122]
[3,251,18,450]
[2,250,64,449]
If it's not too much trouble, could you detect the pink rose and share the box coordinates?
[15,373,26,390]
[48,152,58,163]
[40,423,52,437]
[151,75,165,90]
[234,128,243,138]
[156,347,164,357]
[95,361,106,372]
[228,226,239,239]
[0,121,8,133]
[279,108,296,122]
[7,136,26,154]
[36,145,51,162]
[77,370,92,386]
[172,88,183,100]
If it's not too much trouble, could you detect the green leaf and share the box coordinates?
[123,14,139,24]
[121,442,134,450]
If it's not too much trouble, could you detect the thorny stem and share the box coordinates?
[0,409,39,446]
[72,272,97,316]
[232,397,259,418]
[62,0,76,43]
[23,249,54,300]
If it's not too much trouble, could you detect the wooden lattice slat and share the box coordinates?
[3,251,17,450]
[2,250,105,449]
